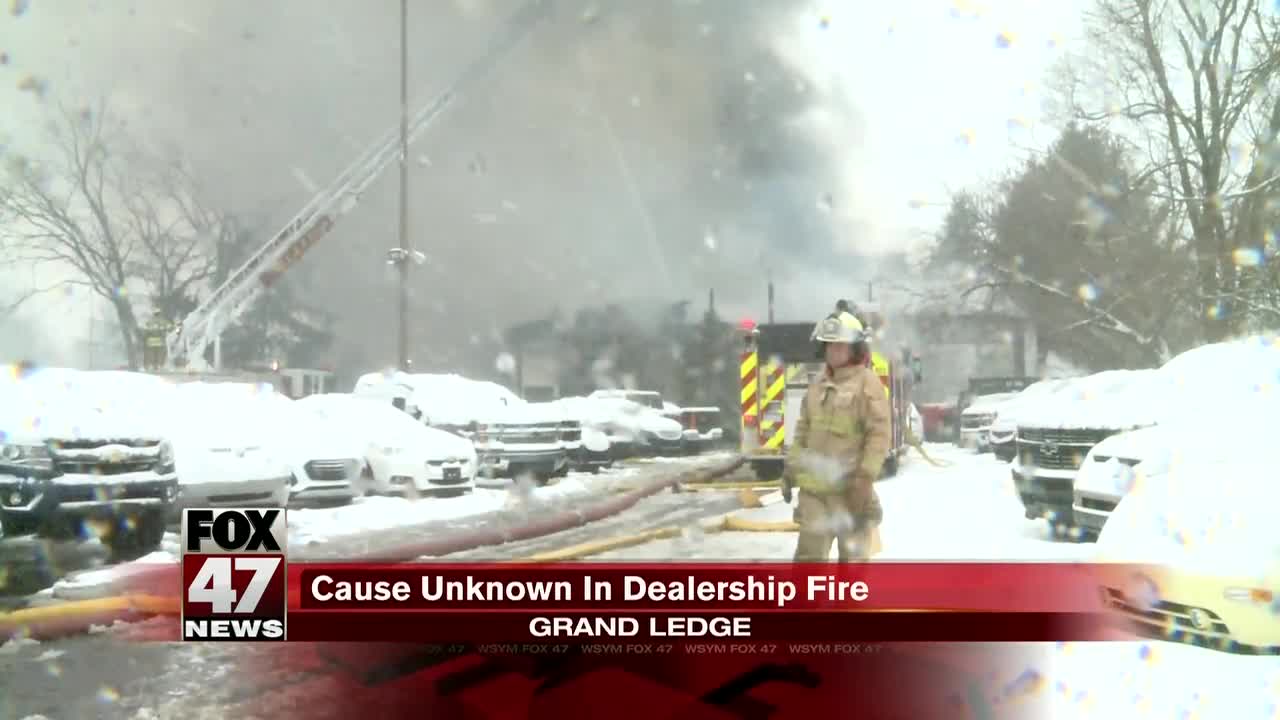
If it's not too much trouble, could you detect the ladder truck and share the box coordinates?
[158,1,552,397]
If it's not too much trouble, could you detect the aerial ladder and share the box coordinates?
[165,0,552,373]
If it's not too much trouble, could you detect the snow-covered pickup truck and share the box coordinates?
[1011,369,1159,536]
[673,406,724,453]
[1072,334,1280,540]
[355,372,581,484]
[0,369,179,561]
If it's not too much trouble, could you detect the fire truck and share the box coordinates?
[152,2,549,392]
[737,313,918,484]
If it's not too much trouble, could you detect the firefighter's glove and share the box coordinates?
[843,472,876,515]
[780,466,795,504]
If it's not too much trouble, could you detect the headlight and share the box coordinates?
[0,443,53,470]
[157,441,176,471]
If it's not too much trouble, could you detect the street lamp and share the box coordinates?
[396,0,411,371]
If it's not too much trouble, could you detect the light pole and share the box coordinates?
[396,0,410,371]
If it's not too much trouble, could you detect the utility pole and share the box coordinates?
[397,0,411,372]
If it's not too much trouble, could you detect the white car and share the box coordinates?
[165,383,292,516]
[958,391,1023,451]
[1093,406,1280,652]
[295,393,477,497]
[1071,425,1167,540]
[191,383,366,505]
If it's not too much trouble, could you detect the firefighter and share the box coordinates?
[142,311,171,371]
[783,310,891,562]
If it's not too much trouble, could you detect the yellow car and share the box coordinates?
[1093,429,1280,654]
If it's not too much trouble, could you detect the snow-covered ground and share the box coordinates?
[589,443,1280,718]
[592,444,1088,561]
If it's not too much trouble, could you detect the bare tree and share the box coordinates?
[1058,0,1280,340]
[0,100,224,368]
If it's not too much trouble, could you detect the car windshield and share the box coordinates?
[4,2,1279,713]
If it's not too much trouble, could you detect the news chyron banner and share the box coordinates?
[176,507,1146,647]
[277,562,1141,644]
[181,508,288,641]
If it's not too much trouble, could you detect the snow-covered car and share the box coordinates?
[1071,425,1166,541]
[354,372,581,483]
[1011,369,1161,533]
[1093,406,1280,652]
[954,376,1038,444]
[1017,334,1280,537]
[674,406,724,453]
[0,369,178,560]
[987,378,1079,461]
[164,382,292,517]
[959,391,1023,451]
[592,397,686,456]
[549,396,624,471]
[296,393,477,497]
[198,383,366,504]
[1073,334,1280,539]
[589,389,666,412]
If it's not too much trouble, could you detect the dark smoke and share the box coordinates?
[5,0,869,379]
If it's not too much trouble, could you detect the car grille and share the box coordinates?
[56,459,157,475]
[50,439,164,476]
[304,460,351,481]
[1100,587,1280,655]
[1018,427,1115,445]
[490,424,562,444]
[51,439,159,450]
[1016,427,1120,471]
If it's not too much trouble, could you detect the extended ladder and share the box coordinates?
[167,0,552,369]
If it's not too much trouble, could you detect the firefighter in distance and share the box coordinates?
[782,311,891,561]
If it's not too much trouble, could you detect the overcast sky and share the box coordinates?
[1,0,1089,365]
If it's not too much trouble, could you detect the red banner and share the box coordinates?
[269,562,1155,644]
[286,562,1140,612]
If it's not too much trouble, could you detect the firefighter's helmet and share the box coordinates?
[811,311,866,345]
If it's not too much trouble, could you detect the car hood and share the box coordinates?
[1013,370,1161,430]
[0,393,170,444]
[1085,425,1168,463]
[1096,455,1280,575]
[428,399,567,426]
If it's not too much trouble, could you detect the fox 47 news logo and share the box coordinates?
[181,508,287,641]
